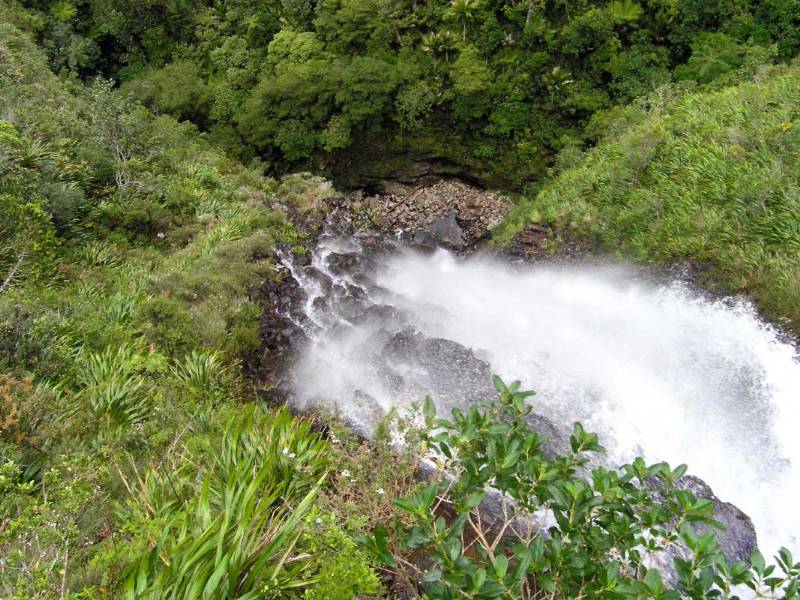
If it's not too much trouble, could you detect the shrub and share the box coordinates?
[0,451,112,599]
[319,413,420,534]
[0,374,58,449]
[363,377,800,599]
[224,299,262,356]
[0,297,72,378]
[0,373,34,445]
[301,512,383,600]
[138,296,195,356]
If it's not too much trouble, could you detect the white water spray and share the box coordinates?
[287,236,800,559]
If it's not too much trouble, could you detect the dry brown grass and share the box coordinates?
[0,373,34,445]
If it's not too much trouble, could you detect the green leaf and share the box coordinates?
[393,498,418,514]
[492,375,506,394]
[463,491,486,510]
[751,550,766,575]
[494,554,508,578]
[501,450,520,470]
[423,395,437,426]
[474,567,487,589]
[644,568,664,593]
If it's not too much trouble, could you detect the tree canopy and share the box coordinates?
[11,0,800,186]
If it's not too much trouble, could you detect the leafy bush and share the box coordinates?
[0,451,112,598]
[0,193,58,290]
[300,512,383,600]
[319,413,420,535]
[0,373,35,444]
[138,296,196,356]
[364,377,800,599]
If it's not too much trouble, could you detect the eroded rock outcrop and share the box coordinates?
[359,179,509,249]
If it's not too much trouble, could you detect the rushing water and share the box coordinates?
[283,230,800,559]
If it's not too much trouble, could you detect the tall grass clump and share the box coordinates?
[171,349,227,397]
[74,345,150,428]
[120,407,329,599]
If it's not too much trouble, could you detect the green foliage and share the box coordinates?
[675,33,749,84]
[3,3,800,599]
[49,1,76,22]
[121,407,329,599]
[0,193,57,290]
[266,30,324,74]
[0,450,112,598]
[366,377,800,598]
[74,345,150,428]
[318,411,420,535]
[124,59,213,124]
[450,45,493,96]
[0,20,367,599]
[300,512,383,600]
[448,0,483,42]
[14,0,797,187]
[171,349,227,398]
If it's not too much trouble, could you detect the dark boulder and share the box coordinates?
[676,475,758,564]
[413,209,466,250]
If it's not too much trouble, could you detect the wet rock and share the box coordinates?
[676,475,758,564]
[379,329,495,409]
[327,252,363,275]
[413,209,466,249]
[340,389,388,438]
[356,305,411,330]
[526,413,570,458]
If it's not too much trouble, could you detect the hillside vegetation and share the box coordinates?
[0,21,403,598]
[6,0,800,186]
[2,0,800,598]
[495,64,800,329]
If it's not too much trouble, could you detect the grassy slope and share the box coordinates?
[495,66,800,330]
[0,22,408,599]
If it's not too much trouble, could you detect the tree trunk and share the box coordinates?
[0,251,26,294]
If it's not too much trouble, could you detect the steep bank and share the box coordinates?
[493,65,800,333]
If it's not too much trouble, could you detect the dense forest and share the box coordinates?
[1,0,800,598]
[7,0,800,186]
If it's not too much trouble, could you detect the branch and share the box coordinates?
[0,250,26,294]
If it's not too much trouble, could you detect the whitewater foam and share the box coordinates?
[287,239,800,559]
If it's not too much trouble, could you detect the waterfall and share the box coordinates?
[282,229,800,560]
